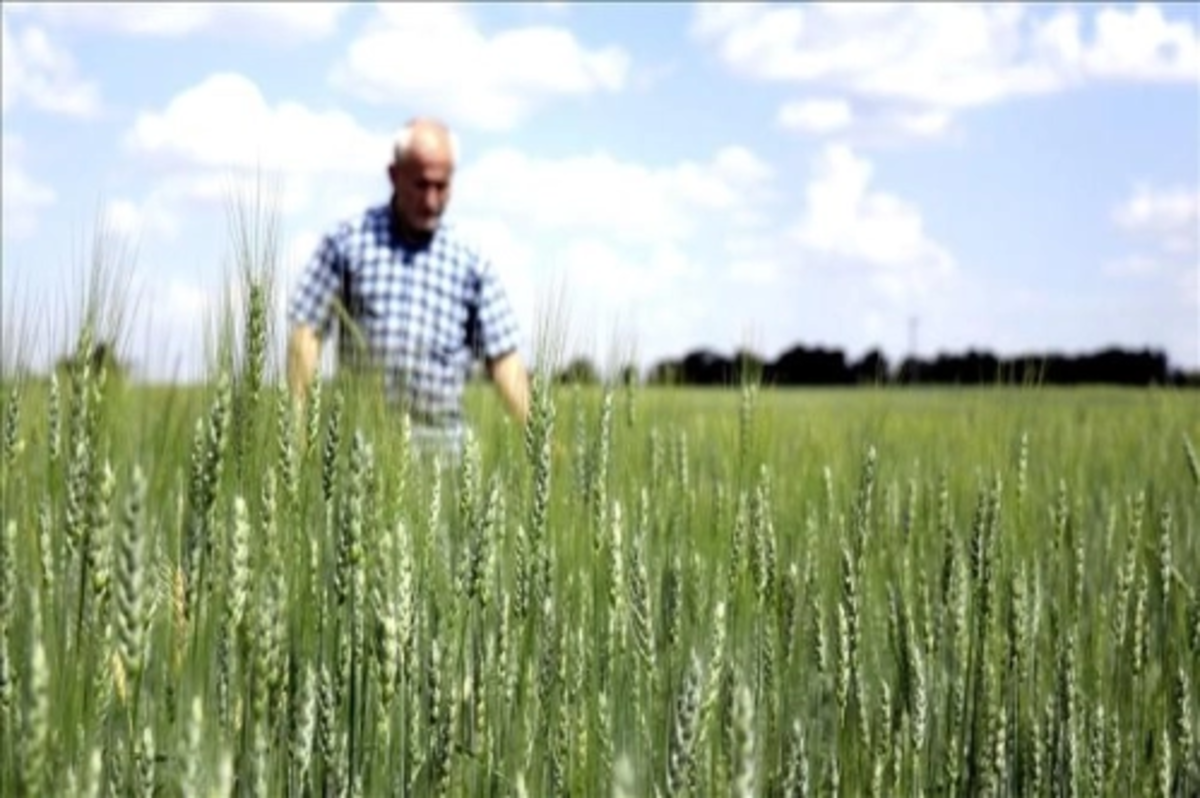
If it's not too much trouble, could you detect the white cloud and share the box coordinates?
[441,142,782,365]
[1113,184,1199,256]
[126,72,391,176]
[2,16,101,116]
[2,136,56,239]
[454,144,773,246]
[695,3,1199,141]
[453,218,537,330]
[713,145,775,185]
[101,199,142,239]
[100,197,182,243]
[118,72,393,234]
[561,238,692,304]
[99,67,396,378]
[92,170,317,252]
[328,3,632,131]
[1103,254,1165,279]
[447,139,959,366]
[778,95,958,142]
[1109,184,1199,313]
[159,279,211,325]
[693,4,1059,103]
[556,238,696,361]
[791,144,955,304]
[729,259,781,285]
[446,138,963,365]
[778,98,853,133]
[5,2,349,42]
[123,273,221,383]
[283,229,323,282]
[446,141,774,362]
[1076,5,1200,82]
[1180,265,1199,312]
[892,107,954,139]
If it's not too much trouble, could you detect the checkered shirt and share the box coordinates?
[288,203,521,432]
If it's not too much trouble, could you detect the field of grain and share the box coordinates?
[1,313,1198,796]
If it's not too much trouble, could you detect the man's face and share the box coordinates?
[390,154,453,233]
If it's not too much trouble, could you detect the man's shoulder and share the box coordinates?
[319,202,388,246]
[432,221,492,273]
[326,202,390,239]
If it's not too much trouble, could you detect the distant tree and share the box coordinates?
[681,349,733,385]
[851,348,890,384]
[647,359,682,386]
[770,345,852,385]
[556,356,600,385]
[637,342,1190,389]
[55,340,131,383]
[732,348,766,385]
[895,356,920,385]
[617,363,641,387]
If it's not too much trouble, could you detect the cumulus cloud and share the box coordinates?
[1108,184,1199,305]
[777,98,854,134]
[890,107,955,139]
[453,144,773,246]
[4,2,349,43]
[98,199,162,244]
[1067,4,1200,82]
[1099,182,1199,367]
[452,217,538,328]
[126,72,391,176]
[328,3,632,131]
[112,68,954,372]
[2,135,56,239]
[696,3,1199,142]
[117,72,396,239]
[447,138,959,366]
[118,273,223,383]
[778,96,955,142]
[442,142,778,363]
[1113,184,1199,256]
[791,144,955,304]
[110,71,404,375]
[560,238,692,304]
[2,16,102,116]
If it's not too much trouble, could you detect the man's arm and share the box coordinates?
[287,324,322,412]
[487,350,530,426]
[286,228,344,413]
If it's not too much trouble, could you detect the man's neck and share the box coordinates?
[390,200,436,250]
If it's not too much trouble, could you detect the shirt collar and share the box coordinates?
[386,199,441,255]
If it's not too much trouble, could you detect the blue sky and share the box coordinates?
[3,1,1197,383]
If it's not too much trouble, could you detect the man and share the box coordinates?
[286,117,530,455]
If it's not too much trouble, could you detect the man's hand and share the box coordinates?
[487,350,530,427]
[287,324,322,414]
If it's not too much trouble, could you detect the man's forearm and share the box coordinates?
[287,325,321,407]
[489,351,530,426]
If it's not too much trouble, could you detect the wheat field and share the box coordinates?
[1,327,1197,797]
[0,207,1197,796]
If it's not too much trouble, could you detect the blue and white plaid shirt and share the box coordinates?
[288,202,522,436]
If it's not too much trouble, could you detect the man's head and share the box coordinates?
[388,118,459,235]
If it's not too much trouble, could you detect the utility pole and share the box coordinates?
[908,316,920,384]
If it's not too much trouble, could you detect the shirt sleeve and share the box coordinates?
[287,231,345,339]
[471,256,522,363]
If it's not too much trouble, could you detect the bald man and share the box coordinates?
[286,118,530,456]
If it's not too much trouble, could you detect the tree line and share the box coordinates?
[553,344,1198,388]
[27,340,1197,388]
